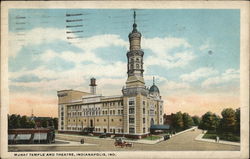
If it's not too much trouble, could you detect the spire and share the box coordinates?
[133,10,136,24]
[132,10,137,32]
[153,76,155,85]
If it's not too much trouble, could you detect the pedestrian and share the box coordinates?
[80,138,84,144]
[216,136,219,142]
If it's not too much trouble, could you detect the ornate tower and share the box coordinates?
[126,11,145,87]
[122,11,149,136]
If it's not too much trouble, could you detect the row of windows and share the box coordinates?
[68,118,122,123]
[68,101,124,111]
[129,127,147,134]
[103,101,123,107]
[68,109,124,117]
[67,127,124,133]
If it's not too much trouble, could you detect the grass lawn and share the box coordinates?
[203,131,240,142]
[144,135,162,140]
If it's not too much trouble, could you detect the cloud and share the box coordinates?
[9,60,127,92]
[202,68,239,88]
[9,28,66,57]
[9,27,128,58]
[161,80,190,90]
[142,37,196,68]
[180,67,219,82]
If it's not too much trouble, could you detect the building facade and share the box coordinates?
[57,12,164,138]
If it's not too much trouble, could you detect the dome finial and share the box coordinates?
[133,10,136,24]
[132,10,137,31]
[153,76,155,85]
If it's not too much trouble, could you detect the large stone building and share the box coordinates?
[57,12,164,138]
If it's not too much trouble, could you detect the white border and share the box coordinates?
[1,1,249,159]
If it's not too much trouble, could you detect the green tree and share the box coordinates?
[53,118,58,130]
[199,112,220,131]
[172,111,183,131]
[182,113,194,129]
[8,114,21,129]
[27,119,36,128]
[20,115,29,128]
[220,108,236,133]
[192,116,201,126]
[235,108,240,134]
[41,119,48,128]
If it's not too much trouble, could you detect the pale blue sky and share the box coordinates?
[8,9,240,116]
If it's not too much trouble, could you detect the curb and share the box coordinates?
[195,132,240,146]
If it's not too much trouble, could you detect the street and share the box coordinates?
[9,129,240,151]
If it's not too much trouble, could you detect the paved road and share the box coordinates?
[8,129,240,151]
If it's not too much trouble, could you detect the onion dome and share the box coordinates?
[149,84,160,94]
[149,77,160,95]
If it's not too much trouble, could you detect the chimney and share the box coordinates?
[89,78,97,95]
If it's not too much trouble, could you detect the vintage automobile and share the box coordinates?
[114,137,133,148]
[164,134,170,140]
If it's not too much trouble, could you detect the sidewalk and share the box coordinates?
[8,139,96,147]
[195,132,240,146]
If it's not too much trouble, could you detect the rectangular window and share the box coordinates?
[129,101,135,106]
[110,110,112,115]
[143,108,145,114]
[129,117,135,123]
[143,127,145,133]
[129,128,135,133]
[129,108,135,114]
[118,110,121,114]
[121,110,123,114]
[143,118,145,123]
[113,110,115,115]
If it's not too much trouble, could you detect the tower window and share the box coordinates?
[129,101,135,106]
[136,64,139,69]
[130,64,134,69]
[129,108,135,114]
[129,117,135,123]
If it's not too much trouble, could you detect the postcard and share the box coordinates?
[1,1,249,159]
